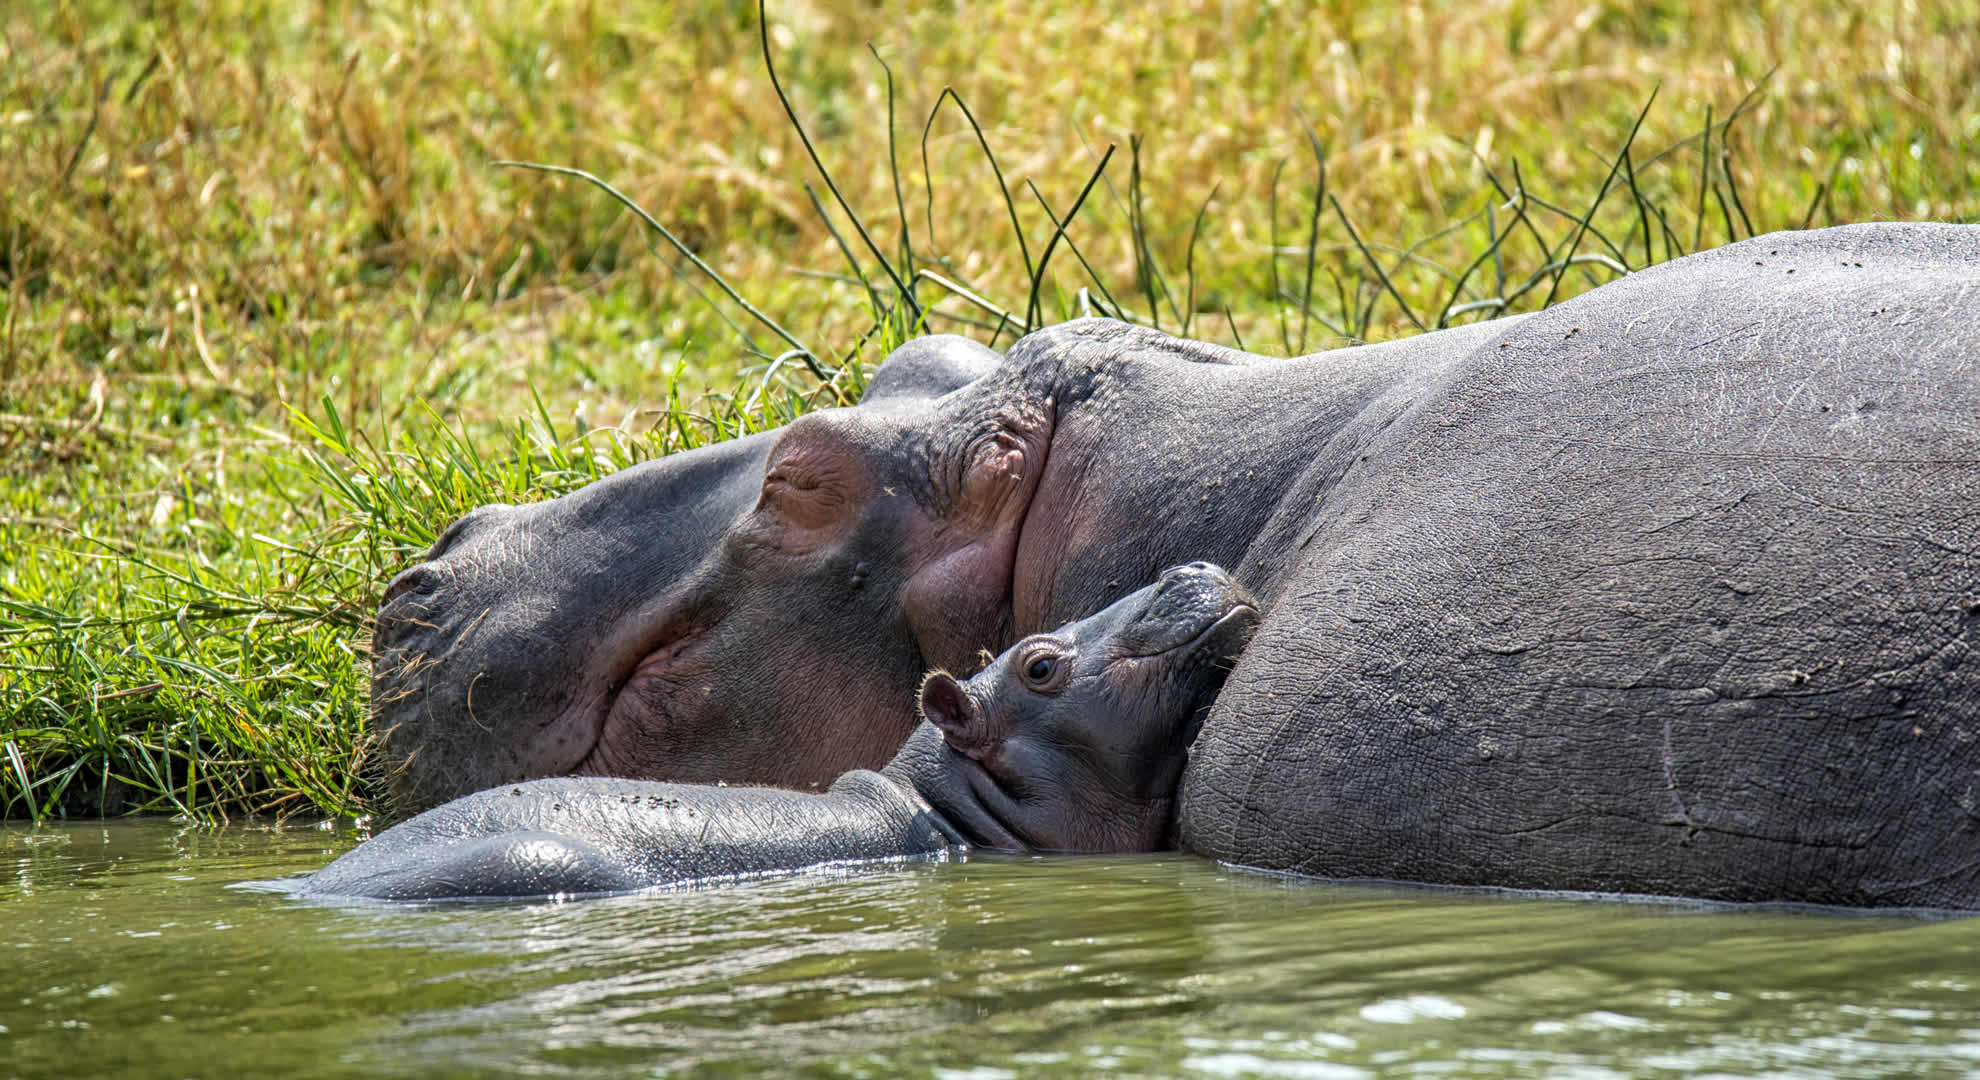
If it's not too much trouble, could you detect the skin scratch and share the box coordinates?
[1662,712,1697,841]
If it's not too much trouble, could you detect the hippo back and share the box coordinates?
[1181,223,1980,907]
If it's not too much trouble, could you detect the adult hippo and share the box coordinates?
[311,563,1257,899]
[373,222,1980,908]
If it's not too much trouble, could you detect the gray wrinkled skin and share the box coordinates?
[306,565,1255,899]
[378,224,1980,908]
[1180,224,1980,908]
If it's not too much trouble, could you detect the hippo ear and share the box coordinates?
[918,671,988,757]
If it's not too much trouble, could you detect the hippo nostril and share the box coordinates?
[382,564,443,607]
[1157,561,1227,591]
[384,504,517,609]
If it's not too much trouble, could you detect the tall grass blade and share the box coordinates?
[1621,148,1654,269]
[1023,184,1133,323]
[919,88,1035,302]
[916,269,1021,330]
[1295,109,1328,353]
[1182,181,1220,339]
[804,182,884,320]
[1693,104,1714,253]
[867,45,921,293]
[1024,144,1116,330]
[1437,196,1518,327]
[1129,135,1159,330]
[493,160,814,364]
[1269,156,1290,354]
[1801,175,1832,229]
[1540,88,1657,310]
[4,741,37,822]
[1329,194,1427,333]
[1723,144,1755,240]
[757,0,913,315]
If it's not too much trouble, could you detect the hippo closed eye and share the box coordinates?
[302,565,1256,900]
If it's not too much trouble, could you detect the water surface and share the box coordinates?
[4,820,1979,1078]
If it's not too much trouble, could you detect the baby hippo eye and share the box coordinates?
[1015,640,1072,692]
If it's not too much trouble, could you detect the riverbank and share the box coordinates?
[5,0,1976,818]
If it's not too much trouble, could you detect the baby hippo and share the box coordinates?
[301,563,1257,900]
[915,560,1260,852]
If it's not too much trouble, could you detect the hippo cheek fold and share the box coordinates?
[913,748,1027,851]
[594,636,921,789]
[905,555,1016,673]
[583,665,697,779]
[975,736,1109,848]
[765,641,927,778]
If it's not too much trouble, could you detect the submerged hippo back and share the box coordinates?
[1182,223,1980,907]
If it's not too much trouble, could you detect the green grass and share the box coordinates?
[4,0,1977,820]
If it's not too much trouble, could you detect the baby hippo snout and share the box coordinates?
[1120,561,1259,658]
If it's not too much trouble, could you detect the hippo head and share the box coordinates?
[369,337,1047,813]
[915,562,1260,852]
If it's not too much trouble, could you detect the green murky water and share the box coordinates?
[5,821,1980,1078]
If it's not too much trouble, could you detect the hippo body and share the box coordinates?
[372,223,1980,908]
[310,565,1256,899]
[1184,227,1980,907]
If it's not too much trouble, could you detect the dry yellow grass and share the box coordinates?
[6,1,1975,424]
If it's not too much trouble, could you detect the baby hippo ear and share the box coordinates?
[919,671,991,760]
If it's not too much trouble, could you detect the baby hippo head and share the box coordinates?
[916,562,1259,853]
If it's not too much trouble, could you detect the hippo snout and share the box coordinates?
[379,561,445,610]
[375,505,519,635]
[1146,561,1247,621]
[1154,560,1232,594]
[1124,563,1257,657]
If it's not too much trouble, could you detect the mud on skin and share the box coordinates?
[373,223,1980,909]
[305,564,1257,900]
